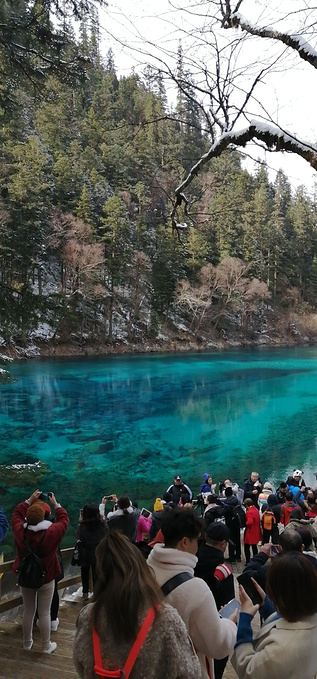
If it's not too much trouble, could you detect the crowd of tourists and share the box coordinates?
[2,466,317,678]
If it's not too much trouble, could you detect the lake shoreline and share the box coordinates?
[1,333,315,361]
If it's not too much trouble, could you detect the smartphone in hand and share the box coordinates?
[237,573,263,605]
[271,544,279,556]
[220,598,241,618]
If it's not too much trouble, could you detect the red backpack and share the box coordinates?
[281,502,298,526]
[92,606,156,678]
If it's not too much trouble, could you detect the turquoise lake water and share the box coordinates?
[1,346,317,538]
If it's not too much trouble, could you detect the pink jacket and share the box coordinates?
[136,515,152,542]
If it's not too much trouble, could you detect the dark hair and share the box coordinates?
[94,532,162,642]
[285,491,294,501]
[181,493,191,505]
[244,498,254,508]
[267,552,317,622]
[117,495,131,515]
[290,507,304,520]
[208,494,218,503]
[162,491,173,503]
[279,482,287,489]
[295,526,312,551]
[82,503,102,524]
[161,508,202,548]
[224,487,233,497]
[279,530,302,552]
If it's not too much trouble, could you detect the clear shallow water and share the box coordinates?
[1,346,317,544]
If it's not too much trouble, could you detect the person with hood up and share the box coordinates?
[286,470,305,502]
[12,489,69,654]
[200,474,216,494]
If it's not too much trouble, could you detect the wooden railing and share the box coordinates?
[0,548,81,614]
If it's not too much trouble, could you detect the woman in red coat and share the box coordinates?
[243,499,262,563]
[12,489,69,654]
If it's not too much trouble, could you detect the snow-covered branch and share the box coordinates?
[172,121,317,225]
[222,8,317,70]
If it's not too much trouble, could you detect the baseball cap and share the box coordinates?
[174,475,181,481]
[206,522,231,542]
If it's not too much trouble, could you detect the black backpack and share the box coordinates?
[18,529,46,589]
[233,505,246,528]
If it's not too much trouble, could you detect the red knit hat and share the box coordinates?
[26,500,50,525]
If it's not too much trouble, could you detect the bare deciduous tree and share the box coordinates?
[176,256,271,332]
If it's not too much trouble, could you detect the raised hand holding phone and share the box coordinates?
[238,584,260,617]
[237,573,263,606]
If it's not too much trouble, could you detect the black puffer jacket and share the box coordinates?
[76,521,108,567]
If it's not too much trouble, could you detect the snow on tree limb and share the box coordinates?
[172,121,317,227]
[222,8,317,69]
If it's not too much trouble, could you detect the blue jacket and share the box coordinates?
[0,506,9,544]
[287,483,304,502]
[200,483,212,493]
[200,473,212,494]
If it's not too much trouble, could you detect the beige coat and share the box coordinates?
[147,544,236,679]
[232,613,317,679]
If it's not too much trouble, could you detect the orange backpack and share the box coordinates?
[92,606,156,678]
[262,509,276,531]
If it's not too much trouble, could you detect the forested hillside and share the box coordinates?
[1,6,317,355]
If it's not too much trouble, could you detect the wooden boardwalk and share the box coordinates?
[0,597,82,679]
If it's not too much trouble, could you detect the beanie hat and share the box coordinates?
[263,482,273,491]
[203,473,211,482]
[26,501,46,525]
[154,498,164,512]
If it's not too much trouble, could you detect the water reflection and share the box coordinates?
[0,348,317,538]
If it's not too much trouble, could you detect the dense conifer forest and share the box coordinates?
[1,2,317,356]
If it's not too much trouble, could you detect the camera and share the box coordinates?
[39,492,52,501]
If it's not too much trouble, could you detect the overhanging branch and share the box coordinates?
[223,9,317,70]
[172,121,317,227]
